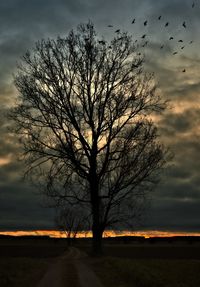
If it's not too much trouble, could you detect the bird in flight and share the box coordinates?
[181,46,185,49]
[165,22,169,27]
[144,20,148,26]
[192,2,195,8]
[182,21,186,28]
[158,16,162,20]
[107,25,113,27]
[169,37,174,40]
[142,41,148,47]
[98,40,106,45]
[173,52,178,55]
[115,29,120,33]
[132,19,135,24]
[141,34,146,39]
[178,39,183,43]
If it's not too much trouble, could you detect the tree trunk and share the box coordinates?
[92,208,103,255]
[90,177,103,255]
[92,226,103,256]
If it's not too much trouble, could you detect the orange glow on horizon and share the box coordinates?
[0,157,11,166]
[1,230,200,238]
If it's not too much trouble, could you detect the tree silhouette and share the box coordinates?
[55,205,90,245]
[11,22,168,255]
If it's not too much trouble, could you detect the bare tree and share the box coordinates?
[55,205,90,245]
[11,22,168,255]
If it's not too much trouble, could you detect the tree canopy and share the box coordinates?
[11,22,168,254]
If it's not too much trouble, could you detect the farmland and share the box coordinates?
[1,236,200,286]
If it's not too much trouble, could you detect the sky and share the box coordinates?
[0,0,200,233]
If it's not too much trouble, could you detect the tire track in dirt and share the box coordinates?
[37,247,104,287]
[69,247,104,287]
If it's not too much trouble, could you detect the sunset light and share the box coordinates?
[1,230,200,238]
[1,1,200,286]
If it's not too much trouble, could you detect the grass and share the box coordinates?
[102,243,200,259]
[91,257,200,287]
[0,240,69,286]
[0,257,51,287]
[2,239,200,287]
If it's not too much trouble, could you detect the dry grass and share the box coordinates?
[91,256,200,287]
[2,239,200,287]
[0,239,68,286]
[103,243,200,259]
[0,257,51,287]
[85,243,200,287]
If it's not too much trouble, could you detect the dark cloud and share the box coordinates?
[0,181,56,231]
[159,108,200,137]
[0,108,17,156]
[0,0,200,233]
[145,198,200,232]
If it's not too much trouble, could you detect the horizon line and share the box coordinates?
[1,230,200,239]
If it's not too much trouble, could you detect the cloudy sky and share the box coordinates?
[0,0,200,233]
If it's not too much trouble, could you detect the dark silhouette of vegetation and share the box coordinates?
[55,205,90,245]
[11,22,168,255]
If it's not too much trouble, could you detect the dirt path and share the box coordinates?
[37,247,104,287]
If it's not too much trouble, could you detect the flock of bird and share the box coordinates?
[104,1,197,73]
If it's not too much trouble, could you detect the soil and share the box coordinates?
[37,247,104,287]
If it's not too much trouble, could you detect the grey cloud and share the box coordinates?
[172,138,200,173]
[145,51,200,100]
[154,179,200,201]
[0,182,55,231]
[145,198,200,232]
[0,107,20,158]
[159,108,200,136]
[0,0,200,232]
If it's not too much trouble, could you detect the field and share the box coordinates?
[0,237,69,287]
[91,257,200,287]
[89,242,200,287]
[1,237,200,286]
